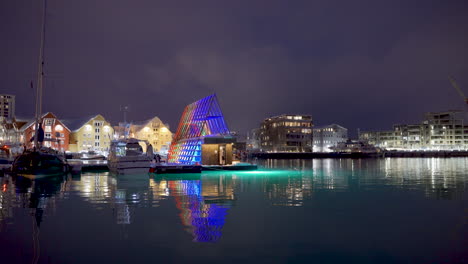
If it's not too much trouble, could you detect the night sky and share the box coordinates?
[1,0,468,137]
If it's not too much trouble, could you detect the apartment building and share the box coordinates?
[259,114,313,152]
[0,94,15,120]
[313,124,348,152]
[360,111,468,150]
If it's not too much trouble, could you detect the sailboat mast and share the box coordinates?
[34,0,47,148]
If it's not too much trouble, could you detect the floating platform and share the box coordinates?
[67,159,109,173]
[202,164,258,171]
[151,165,202,174]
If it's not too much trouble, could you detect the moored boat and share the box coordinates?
[11,148,69,179]
[108,138,153,174]
[10,0,69,179]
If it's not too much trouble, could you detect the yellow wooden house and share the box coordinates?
[65,114,114,154]
[129,116,172,154]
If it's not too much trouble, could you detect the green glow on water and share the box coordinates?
[201,169,312,178]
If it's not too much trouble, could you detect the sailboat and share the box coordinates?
[11,0,69,179]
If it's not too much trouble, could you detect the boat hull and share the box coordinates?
[15,171,65,179]
[108,160,151,174]
[11,151,68,179]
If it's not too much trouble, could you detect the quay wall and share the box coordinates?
[249,151,468,159]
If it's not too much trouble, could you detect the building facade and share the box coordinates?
[246,128,260,151]
[359,110,468,150]
[129,116,172,155]
[259,114,313,152]
[0,119,22,151]
[168,94,235,165]
[19,112,71,151]
[66,114,114,153]
[313,124,348,152]
[0,94,15,120]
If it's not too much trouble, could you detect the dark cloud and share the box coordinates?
[2,0,468,136]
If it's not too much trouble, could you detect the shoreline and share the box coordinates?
[249,151,468,159]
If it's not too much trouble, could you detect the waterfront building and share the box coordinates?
[113,123,129,140]
[64,114,114,154]
[128,116,172,155]
[313,124,348,152]
[168,94,235,165]
[246,128,261,151]
[258,114,313,152]
[19,112,71,151]
[0,94,15,121]
[0,118,22,146]
[359,110,468,150]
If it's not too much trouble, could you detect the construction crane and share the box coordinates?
[448,76,468,104]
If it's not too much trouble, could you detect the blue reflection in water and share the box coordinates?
[169,179,230,242]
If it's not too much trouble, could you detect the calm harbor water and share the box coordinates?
[1,158,467,264]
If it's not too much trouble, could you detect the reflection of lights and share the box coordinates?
[216,170,302,176]
[169,180,229,243]
[2,183,6,192]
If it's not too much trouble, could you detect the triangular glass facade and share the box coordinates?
[168,94,230,164]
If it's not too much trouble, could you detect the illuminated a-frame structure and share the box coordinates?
[168,94,234,165]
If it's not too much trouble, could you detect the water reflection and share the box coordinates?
[1,158,467,248]
[257,158,468,200]
[0,174,66,225]
[154,174,234,242]
[0,174,67,263]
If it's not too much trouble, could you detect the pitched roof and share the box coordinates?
[18,112,71,132]
[172,94,230,141]
[131,116,163,127]
[61,115,100,132]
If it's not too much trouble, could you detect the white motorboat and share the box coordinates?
[108,138,153,174]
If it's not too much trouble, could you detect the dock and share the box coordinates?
[151,164,202,174]
[67,159,109,173]
[65,160,258,174]
[202,163,258,171]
